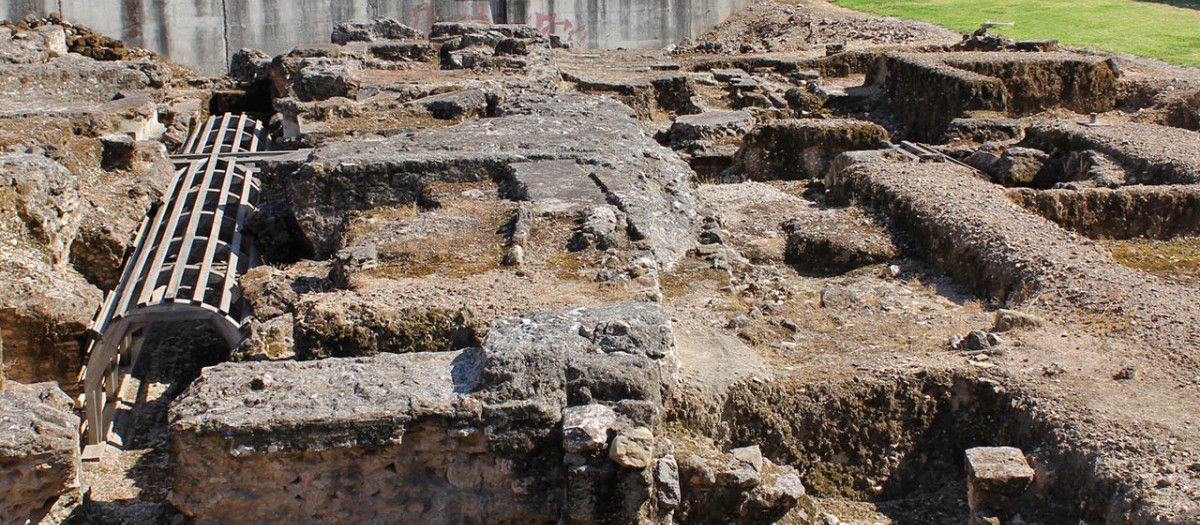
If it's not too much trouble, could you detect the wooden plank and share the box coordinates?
[164,117,232,301]
[165,162,222,300]
[184,115,217,155]
[249,119,264,152]
[113,164,189,317]
[228,113,248,155]
[136,156,211,306]
[191,159,240,303]
[168,150,306,163]
[219,164,258,313]
[95,215,150,330]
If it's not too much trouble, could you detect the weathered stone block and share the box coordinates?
[369,41,436,63]
[293,290,480,359]
[408,88,489,120]
[170,302,679,523]
[658,110,755,147]
[965,446,1035,514]
[331,19,422,45]
[503,160,608,217]
[0,382,80,525]
[563,404,617,454]
[609,427,655,468]
[728,119,889,181]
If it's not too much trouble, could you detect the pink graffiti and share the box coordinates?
[535,12,588,43]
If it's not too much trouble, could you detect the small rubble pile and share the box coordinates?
[265,20,553,143]
[1,14,148,63]
[673,445,806,524]
[430,22,547,71]
[679,2,959,54]
[331,18,423,45]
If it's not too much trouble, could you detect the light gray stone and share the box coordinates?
[731,444,763,473]
[562,404,616,454]
[609,427,655,468]
[656,456,681,508]
[993,309,1045,332]
[965,446,1035,514]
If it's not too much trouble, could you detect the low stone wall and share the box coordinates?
[727,119,889,181]
[1008,185,1200,240]
[869,52,1117,141]
[827,151,1121,305]
[169,302,684,523]
[827,151,1200,366]
[944,53,1117,115]
[868,52,1007,141]
[1022,122,1200,185]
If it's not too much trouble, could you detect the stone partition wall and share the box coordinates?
[1,0,757,76]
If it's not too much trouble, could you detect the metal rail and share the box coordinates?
[79,114,268,447]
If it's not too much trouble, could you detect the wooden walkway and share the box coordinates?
[79,114,271,447]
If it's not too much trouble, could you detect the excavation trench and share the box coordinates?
[698,370,1143,524]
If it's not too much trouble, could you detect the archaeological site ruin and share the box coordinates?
[2,0,1200,523]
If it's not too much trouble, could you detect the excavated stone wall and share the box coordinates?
[869,52,1118,140]
[727,119,889,181]
[1022,122,1200,185]
[170,302,682,523]
[257,94,699,269]
[944,53,1117,115]
[1009,185,1200,240]
[721,370,1184,524]
[171,352,563,524]
[827,151,1200,370]
[868,52,1007,141]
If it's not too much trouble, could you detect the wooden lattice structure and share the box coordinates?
[80,114,268,446]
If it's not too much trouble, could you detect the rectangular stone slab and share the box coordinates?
[505,159,609,216]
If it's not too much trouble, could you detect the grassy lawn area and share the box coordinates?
[830,0,1200,67]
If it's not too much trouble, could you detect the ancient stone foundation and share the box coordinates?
[170,303,682,523]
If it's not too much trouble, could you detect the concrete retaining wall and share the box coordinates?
[1,0,755,76]
[509,0,754,50]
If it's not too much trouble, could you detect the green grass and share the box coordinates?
[830,0,1200,67]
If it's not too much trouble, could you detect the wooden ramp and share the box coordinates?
[79,114,270,447]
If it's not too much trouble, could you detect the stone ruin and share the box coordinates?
[2,2,1200,524]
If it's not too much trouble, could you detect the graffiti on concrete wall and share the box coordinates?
[535,12,587,44]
